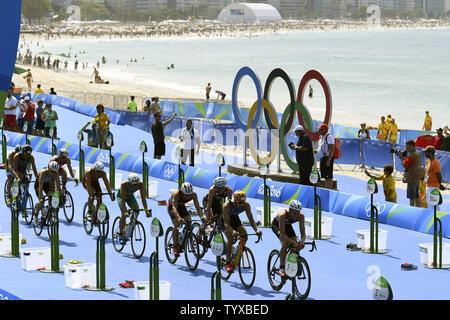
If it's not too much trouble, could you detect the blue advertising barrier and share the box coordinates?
[214,123,239,146]
[335,138,362,165]
[201,120,215,144]
[333,123,359,139]
[435,150,450,182]
[190,167,219,190]
[160,100,176,117]
[114,110,132,126]
[130,112,151,132]
[0,288,21,300]
[164,116,183,138]
[361,139,394,168]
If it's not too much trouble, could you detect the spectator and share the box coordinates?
[388,118,398,145]
[364,165,397,203]
[93,104,110,149]
[317,123,335,190]
[216,90,226,100]
[424,146,445,211]
[418,167,428,208]
[422,110,432,131]
[34,100,45,136]
[434,128,445,150]
[151,112,176,159]
[399,140,421,207]
[35,84,44,95]
[16,95,28,131]
[180,119,200,166]
[4,90,18,132]
[143,99,151,112]
[443,125,449,136]
[23,97,36,134]
[25,69,33,91]
[358,123,370,139]
[377,116,389,141]
[150,97,161,115]
[128,96,137,112]
[442,130,450,152]
[81,121,98,147]
[206,83,212,100]
[42,103,58,138]
[289,125,314,186]
[49,87,57,95]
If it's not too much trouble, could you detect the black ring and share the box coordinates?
[263,68,296,133]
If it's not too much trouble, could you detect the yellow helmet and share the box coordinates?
[233,190,246,202]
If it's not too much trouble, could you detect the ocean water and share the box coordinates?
[26,28,450,129]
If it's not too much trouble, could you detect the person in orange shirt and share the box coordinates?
[424,146,444,210]
[92,104,110,150]
[423,111,432,131]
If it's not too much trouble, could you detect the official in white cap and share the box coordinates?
[289,124,314,186]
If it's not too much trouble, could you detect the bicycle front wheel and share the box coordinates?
[164,227,178,264]
[131,221,146,259]
[184,231,200,271]
[191,222,208,259]
[23,193,34,225]
[82,203,93,235]
[293,256,312,300]
[238,246,256,289]
[267,249,286,291]
[63,191,75,223]
[4,180,11,208]
[112,216,125,252]
[33,205,44,236]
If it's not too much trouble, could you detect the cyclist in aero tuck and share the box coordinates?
[117,173,150,245]
[168,182,205,256]
[271,200,306,277]
[223,190,262,272]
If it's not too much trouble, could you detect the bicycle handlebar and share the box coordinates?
[236,233,263,244]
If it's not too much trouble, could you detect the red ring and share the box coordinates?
[297,70,333,142]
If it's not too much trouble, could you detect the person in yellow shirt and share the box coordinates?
[365,165,397,203]
[92,104,110,150]
[423,110,432,131]
[377,116,389,141]
[388,118,398,145]
[418,167,428,208]
[35,84,44,95]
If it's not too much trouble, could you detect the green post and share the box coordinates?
[2,123,7,164]
[78,131,85,181]
[41,193,63,273]
[211,234,224,300]
[50,128,56,156]
[150,218,163,300]
[216,153,225,177]
[426,189,448,269]
[176,147,184,190]
[260,163,270,227]
[1,182,21,258]
[140,141,149,197]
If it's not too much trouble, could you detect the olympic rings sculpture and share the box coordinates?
[231,66,333,172]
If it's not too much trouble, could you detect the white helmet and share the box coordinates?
[213,176,227,188]
[128,173,140,184]
[180,182,194,195]
[48,161,60,172]
[59,148,68,157]
[289,200,303,212]
[93,161,104,171]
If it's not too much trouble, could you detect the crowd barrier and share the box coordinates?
[1,130,448,239]
[27,94,449,180]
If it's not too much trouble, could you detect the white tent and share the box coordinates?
[217,3,282,24]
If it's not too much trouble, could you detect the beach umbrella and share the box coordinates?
[57,53,70,58]
[14,66,27,75]
[38,51,52,55]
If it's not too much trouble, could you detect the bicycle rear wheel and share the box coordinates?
[184,231,200,271]
[23,193,34,225]
[63,191,75,223]
[293,256,311,300]
[238,246,256,289]
[267,249,286,291]
[82,203,94,235]
[164,227,178,264]
[111,216,125,252]
[131,221,146,259]
[46,209,58,239]
[33,205,45,236]
[4,180,11,208]
[191,222,209,259]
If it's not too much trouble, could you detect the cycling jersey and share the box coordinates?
[229,201,245,216]
[202,186,231,217]
[51,155,69,169]
[167,194,191,220]
[271,213,297,239]
[117,183,140,209]
[16,154,30,175]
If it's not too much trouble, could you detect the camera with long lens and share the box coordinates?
[390,148,407,158]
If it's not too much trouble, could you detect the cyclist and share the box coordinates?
[6,145,22,204]
[168,182,205,256]
[82,161,114,222]
[33,161,63,226]
[50,148,79,191]
[12,144,38,186]
[271,200,306,277]
[223,190,262,272]
[202,176,232,228]
[117,173,151,245]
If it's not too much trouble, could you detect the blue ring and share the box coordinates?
[232,66,263,131]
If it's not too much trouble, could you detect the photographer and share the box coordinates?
[397,140,421,207]
[424,146,445,211]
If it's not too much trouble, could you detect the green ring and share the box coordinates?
[280,101,314,172]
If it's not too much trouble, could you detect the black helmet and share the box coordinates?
[22,145,32,154]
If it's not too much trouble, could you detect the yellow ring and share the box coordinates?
[247,99,279,166]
